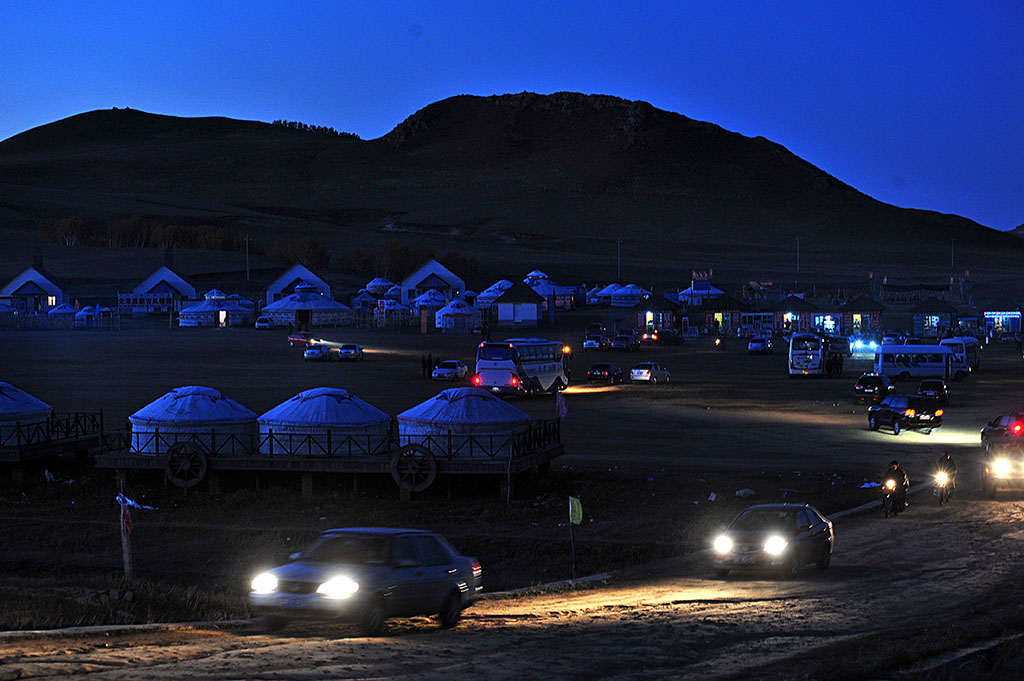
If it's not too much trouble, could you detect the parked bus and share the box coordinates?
[939,336,981,371]
[473,338,571,396]
[873,344,971,381]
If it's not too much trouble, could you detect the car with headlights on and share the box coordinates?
[582,334,610,351]
[586,362,624,384]
[337,343,364,361]
[854,372,895,404]
[250,528,483,636]
[288,331,315,347]
[981,412,1024,453]
[983,450,1024,497]
[432,360,469,381]
[867,394,943,435]
[712,504,833,578]
[303,344,333,362]
[629,362,671,384]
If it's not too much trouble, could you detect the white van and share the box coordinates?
[873,344,970,381]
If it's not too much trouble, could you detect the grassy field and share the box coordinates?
[1,314,1017,629]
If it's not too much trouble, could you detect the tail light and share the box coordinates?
[472,375,481,386]
[1014,423,1022,436]
[471,561,482,579]
[904,409,916,417]
[510,376,519,386]
[603,371,608,376]
[935,409,944,417]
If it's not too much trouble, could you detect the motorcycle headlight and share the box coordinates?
[316,576,360,599]
[713,535,733,554]
[935,471,949,485]
[884,479,897,491]
[993,459,1012,477]
[250,572,278,594]
[764,536,788,555]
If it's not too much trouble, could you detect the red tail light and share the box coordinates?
[1014,423,1022,436]
[904,409,916,417]
[603,371,608,376]
[472,375,481,386]
[472,561,482,579]
[510,376,519,386]
[935,409,944,417]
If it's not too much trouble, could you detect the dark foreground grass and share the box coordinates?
[0,458,878,630]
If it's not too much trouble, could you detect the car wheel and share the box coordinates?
[259,616,289,633]
[869,416,879,431]
[780,554,799,579]
[360,597,386,637]
[651,376,658,385]
[893,420,902,436]
[816,545,831,571]
[438,591,462,629]
[983,476,997,499]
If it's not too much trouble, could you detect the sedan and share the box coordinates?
[250,528,483,636]
[288,331,315,347]
[917,379,949,405]
[610,334,639,352]
[303,344,333,362]
[712,504,834,578]
[867,395,944,435]
[337,343,364,361]
[582,334,610,351]
[255,316,273,329]
[981,412,1024,453]
[630,362,671,384]
[586,363,624,384]
[432,360,469,381]
[747,337,773,354]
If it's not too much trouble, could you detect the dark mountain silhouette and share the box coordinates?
[0,92,1019,288]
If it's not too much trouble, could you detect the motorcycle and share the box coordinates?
[714,337,726,351]
[881,478,905,517]
[933,471,953,506]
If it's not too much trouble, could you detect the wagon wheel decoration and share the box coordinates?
[390,444,437,492]
[163,441,208,488]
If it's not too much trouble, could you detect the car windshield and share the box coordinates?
[341,344,357,350]
[440,361,459,369]
[590,364,611,371]
[920,381,942,390]
[730,509,796,533]
[300,533,390,564]
[859,376,881,386]
[635,364,652,370]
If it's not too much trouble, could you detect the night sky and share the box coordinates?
[3,1,1021,230]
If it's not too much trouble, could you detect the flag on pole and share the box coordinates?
[556,391,568,420]
[569,496,583,525]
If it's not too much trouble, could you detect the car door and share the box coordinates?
[411,534,457,613]
[388,534,432,615]
[797,508,828,563]
[888,397,906,429]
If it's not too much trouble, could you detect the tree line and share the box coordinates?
[271,120,360,139]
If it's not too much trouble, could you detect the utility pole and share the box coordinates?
[616,238,622,280]
[245,234,251,282]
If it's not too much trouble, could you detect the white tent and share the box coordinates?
[47,303,76,317]
[611,284,648,307]
[524,270,549,282]
[397,388,532,459]
[373,299,411,327]
[383,285,403,301]
[412,288,449,311]
[586,286,602,306]
[594,283,622,305]
[129,386,257,454]
[179,292,254,327]
[476,279,514,309]
[0,382,52,445]
[73,305,97,327]
[435,299,482,333]
[260,282,351,328]
[677,282,724,306]
[258,387,390,456]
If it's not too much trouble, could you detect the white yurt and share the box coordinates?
[73,305,96,327]
[383,285,403,301]
[0,382,52,445]
[129,386,257,454]
[595,283,622,305]
[412,289,448,312]
[47,303,76,318]
[258,387,390,456]
[260,282,351,328]
[524,270,549,284]
[365,277,394,297]
[350,289,378,312]
[435,299,482,333]
[397,388,533,459]
[476,279,514,309]
[611,284,647,308]
[585,286,603,306]
[178,290,253,327]
[374,299,411,327]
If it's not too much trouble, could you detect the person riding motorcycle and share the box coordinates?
[882,460,910,513]
[936,452,957,491]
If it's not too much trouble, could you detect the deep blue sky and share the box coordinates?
[2,1,1022,229]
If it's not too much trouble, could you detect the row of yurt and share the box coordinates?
[127,386,531,462]
[179,290,254,327]
[435,299,481,333]
[0,382,52,446]
[476,280,513,309]
[364,277,394,298]
[260,282,351,328]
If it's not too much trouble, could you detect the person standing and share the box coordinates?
[421,354,429,379]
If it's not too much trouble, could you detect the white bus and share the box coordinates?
[873,344,971,381]
[473,338,571,397]
[788,333,846,376]
[939,336,981,371]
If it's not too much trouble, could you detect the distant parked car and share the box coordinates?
[432,360,469,381]
[289,332,315,347]
[337,343,364,361]
[249,527,483,636]
[303,344,333,362]
[712,504,834,578]
[255,316,273,329]
[630,362,671,384]
[917,379,949,405]
[867,395,944,435]
[640,328,661,344]
[610,333,639,352]
[586,363,624,384]
[747,337,773,354]
[583,334,610,351]
[854,373,895,404]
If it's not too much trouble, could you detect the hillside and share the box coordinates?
[1,93,1021,292]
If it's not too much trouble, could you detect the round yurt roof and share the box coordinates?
[48,303,76,315]
[413,289,448,306]
[464,290,478,298]
[130,386,257,425]
[384,285,403,299]
[366,277,394,289]
[259,388,388,427]
[437,299,475,316]
[0,382,52,422]
[525,269,548,280]
[481,279,514,296]
[74,306,96,319]
[180,298,252,314]
[596,283,623,296]
[614,284,644,296]
[397,388,532,427]
[204,289,228,300]
[262,291,350,312]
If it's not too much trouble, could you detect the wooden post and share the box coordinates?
[569,522,577,580]
[118,485,133,580]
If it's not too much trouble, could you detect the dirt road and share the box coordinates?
[4,482,1022,681]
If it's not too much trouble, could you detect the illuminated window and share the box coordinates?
[852,314,862,332]
[47,296,56,307]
